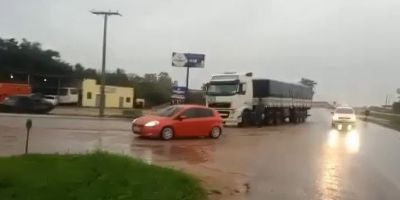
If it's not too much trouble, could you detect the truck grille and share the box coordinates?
[218,111,230,118]
[208,102,231,108]
[339,117,350,120]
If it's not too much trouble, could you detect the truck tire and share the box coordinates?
[239,110,251,127]
[289,109,296,123]
[301,111,307,122]
[292,109,300,124]
[265,110,274,125]
[274,110,283,125]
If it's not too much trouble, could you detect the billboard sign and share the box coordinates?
[172,86,187,95]
[172,52,205,68]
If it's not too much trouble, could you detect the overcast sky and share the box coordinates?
[1,0,400,106]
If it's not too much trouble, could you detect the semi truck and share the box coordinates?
[205,72,313,126]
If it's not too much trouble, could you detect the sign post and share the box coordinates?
[172,52,205,103]
[25,119,32,154]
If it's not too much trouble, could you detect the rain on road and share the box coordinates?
[1,109,400,200]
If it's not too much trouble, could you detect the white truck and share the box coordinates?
[205,72,313,126]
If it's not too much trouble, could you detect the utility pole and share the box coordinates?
[91,10,121,117]
[185,65,190,103]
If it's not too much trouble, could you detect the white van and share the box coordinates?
[58,87,79,104]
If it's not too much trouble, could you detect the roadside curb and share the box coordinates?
[0,112,133,121]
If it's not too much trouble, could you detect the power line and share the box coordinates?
[90,10,121,117]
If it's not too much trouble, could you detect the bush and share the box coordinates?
[122,109,143,118]
[393,102,400,114]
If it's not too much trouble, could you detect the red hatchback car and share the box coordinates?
[132,105,223,140]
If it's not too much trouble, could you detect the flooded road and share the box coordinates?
[1,109,400,200]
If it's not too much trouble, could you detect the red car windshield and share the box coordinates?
[156,106,182,117]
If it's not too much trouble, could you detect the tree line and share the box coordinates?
[0,37,172,106]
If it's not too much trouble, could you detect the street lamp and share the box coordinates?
[10,74,14,79]
[43,78,47,82]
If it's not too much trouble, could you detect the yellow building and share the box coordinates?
[81,79,134,108]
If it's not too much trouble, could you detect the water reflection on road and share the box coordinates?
[327,129,360,154]
[320,129,361,199]
[130,138,217,165]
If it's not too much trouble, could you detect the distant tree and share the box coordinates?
[130,72,173,107]
[74,63,85,75]
[83,68,98,79]
[143,73,157,83]
[300,78,317,96]
[0,37,173,107]
[0,37,77,86]
[104,68,130,87]
[300,78,317,88]
[393,102,400,114]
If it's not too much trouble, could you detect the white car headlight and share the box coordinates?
[144,121,160,127]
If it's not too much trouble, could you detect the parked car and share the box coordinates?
[0,95,55,114]
[132,105,223,140]
[43,95,59,106]
[331,106,356,131]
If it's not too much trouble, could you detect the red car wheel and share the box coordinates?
[161,127,174,140]
[210,127,221,139]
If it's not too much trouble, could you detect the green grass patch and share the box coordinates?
[0,152,206,200]
[122,109,143,118]
[370,112,400,124]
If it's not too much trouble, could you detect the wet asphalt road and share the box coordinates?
[1,109,400,200]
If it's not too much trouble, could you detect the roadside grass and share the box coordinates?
[0,152,206,200]
[359,112,400,131]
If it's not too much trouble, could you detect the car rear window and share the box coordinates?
[197,108,214,117]
[182,108,215,118]
[335,108,354,114]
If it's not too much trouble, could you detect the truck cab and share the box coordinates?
[205,72,253,126]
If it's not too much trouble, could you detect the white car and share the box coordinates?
[331,107,356,131]
[43,95,59,106]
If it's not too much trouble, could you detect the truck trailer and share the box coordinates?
[205,72,313,126]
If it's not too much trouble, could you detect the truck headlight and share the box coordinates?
[144,121,160,127]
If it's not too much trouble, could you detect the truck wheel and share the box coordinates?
[265,110,274,125]
[301,111,307,122]
[274,111,283,125]
[239,110,251,127]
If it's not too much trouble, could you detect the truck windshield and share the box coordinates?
[207,84,238,96]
